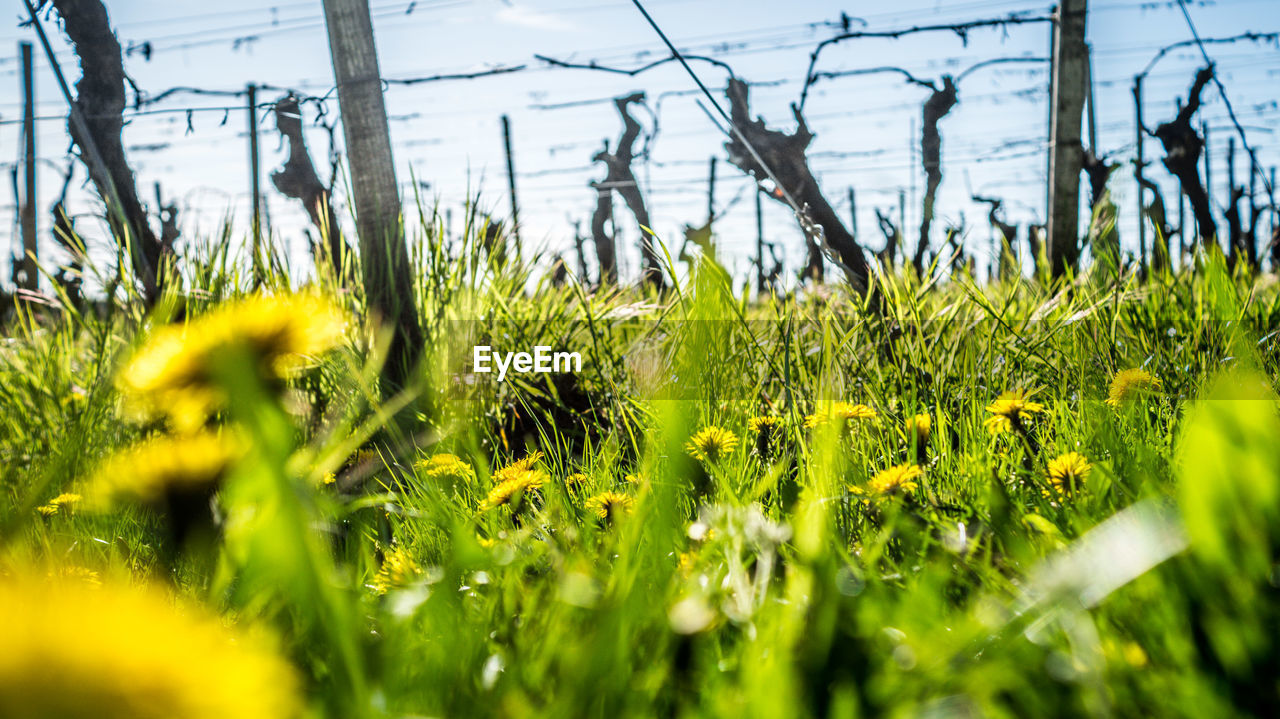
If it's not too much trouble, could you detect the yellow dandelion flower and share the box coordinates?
[836,403,878,421]
[905,414,932,444]
[804,402,877,429]
[371,547,423,595]
[35,493,82,517]
[480,468,547,511]
[477,535,497,549]
[0,570,301,719]
[747,415,780,433]
[677,551,697,576]
[91,432,241,507]
[1046,452,1093,495]
[1106,368,1161,407]
[984,389,1046,434]
[624,473,647,485]
[868,463,923,497]
[686,426,739,463]
[585,491,634,520]
[46,565,102,586]
[119,293,347,430]
[491,452,544,483]
[1122,641,1148,668]
[51,492,82,507]
[748,415,782,458]
[320,472,337,486]
[565,472,589,486]
[416,453,475,484]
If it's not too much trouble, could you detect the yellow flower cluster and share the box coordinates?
[586,491,635,521]
[905,413,931,445]
[804,402,877,429]
[1106,368,1161,407]
[492,452,544,481]
[1046,451,1093,495]
[91,432,242,507]
[748,415,782,458]
[119,293,347,431]
[747,415,780,434]
[46,565,102,586]
[36,492,81,517]
[984,389,1046,434]
[868,463,923,497]
[0,570,301,719]
[416,453,475,484]
[480,453,549,511]
[371,547,423,594]
[686,426,740,463]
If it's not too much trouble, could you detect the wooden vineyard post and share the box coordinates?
[707,156,717,225]
[502,114,521,255]
[322,0,423,391]
[1134,75,1147,271]
[247,82,264,283]
[1046,0,1088,277]
[755,185,764,296]
[19,41,37,291]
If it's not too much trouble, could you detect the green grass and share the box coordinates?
[2,218,1279,718]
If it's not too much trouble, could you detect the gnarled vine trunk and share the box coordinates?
[270,95,351,281]
[50,0,166,301]
[722,79,870,293]
[1154,67,1217,249]
[916,76,957,274]
[593,93,662,289]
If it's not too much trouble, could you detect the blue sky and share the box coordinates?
[1,0,1277,288]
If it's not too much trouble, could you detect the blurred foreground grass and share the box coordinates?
[1,225,1279,718]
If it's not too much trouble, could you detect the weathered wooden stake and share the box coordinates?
[1044,7,1057,224]
[501,114,520,255]
[1202,120,1212,239]
[1270,166,1278,270]
[247,82,263,282]
[755,185,765,296]
[1046,0,1089,276]
[1178,183,1187,264]
[707,156,717,225]
[898,190,906,247]
[1133,75,1146,270]
[848,187,858,238]
[322,0,423,391]
[1227,135,1238,265]
[19,41,36,291]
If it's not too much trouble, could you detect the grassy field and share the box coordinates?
[2,228,1279,718]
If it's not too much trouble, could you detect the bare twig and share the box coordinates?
[383,65,526,85]
[810,65,938,90]
[798,13,1052,109]
[535,53,736,79]
[1136,31,1278,80]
